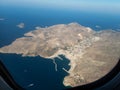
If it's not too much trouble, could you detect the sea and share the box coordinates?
[0,6,120,90]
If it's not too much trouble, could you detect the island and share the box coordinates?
[0,23,120,87]
[0,18,5,21]
[16,23,25,28]
[35,26,42,30]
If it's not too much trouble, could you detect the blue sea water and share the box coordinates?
[0,6,120,90]
[0,53,70,90]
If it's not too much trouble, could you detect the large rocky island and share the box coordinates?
[0,23,120,87]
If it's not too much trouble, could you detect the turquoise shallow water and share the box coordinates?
[0,6,120,90]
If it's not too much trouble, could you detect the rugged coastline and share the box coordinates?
[0,23,120,86]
